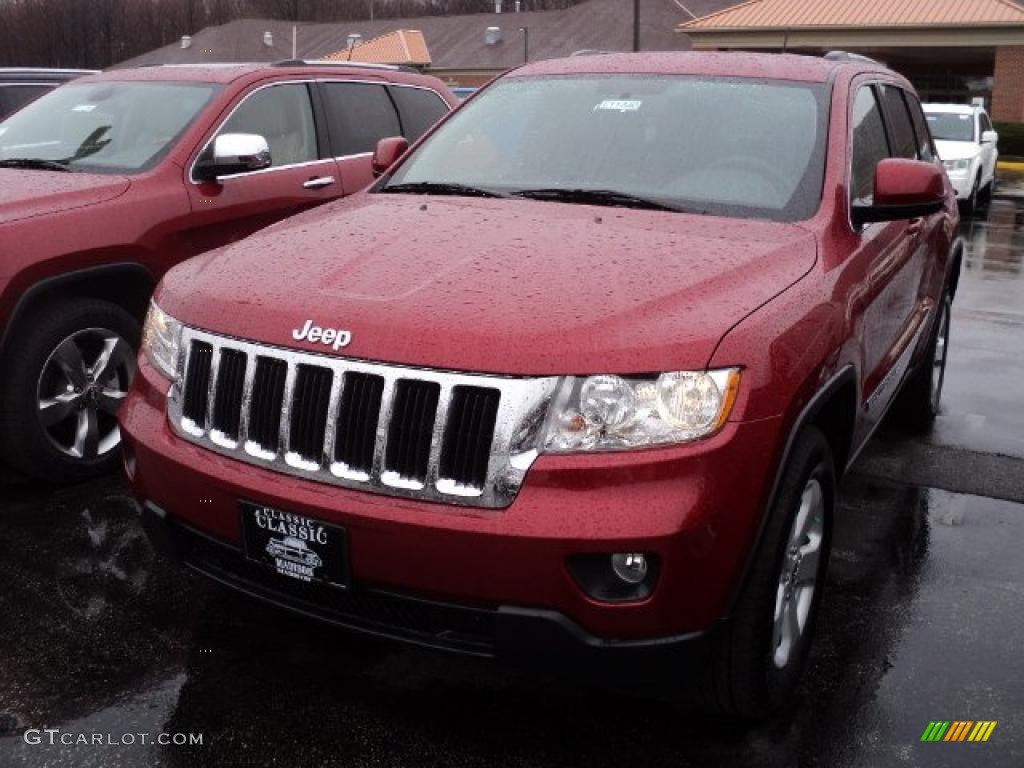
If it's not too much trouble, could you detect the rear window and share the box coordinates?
[879,86,918,160]
[320,82,402,156]
[926,111,975,142]
[0,84,51,118]
[390,86,449,143]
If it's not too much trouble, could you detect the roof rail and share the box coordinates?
[273,58,418,74]
[571,49,615,57]
[824,50,882,66]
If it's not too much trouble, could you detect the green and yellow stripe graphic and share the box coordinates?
[921,721,997,742]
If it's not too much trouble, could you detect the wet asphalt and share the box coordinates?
[2,197,1024,768]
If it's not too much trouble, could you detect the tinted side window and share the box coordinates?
[220,83,317,167]
[879,85,917,160]
[321,82,401,156]
[0,84,51,117]
[390,86,450,143]
[851,87,890,204]
[904,93,935,162]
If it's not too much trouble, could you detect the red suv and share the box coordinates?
[120,52,960,716]
[0,61,455,481]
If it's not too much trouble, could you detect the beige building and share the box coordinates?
[679,0,1024,123]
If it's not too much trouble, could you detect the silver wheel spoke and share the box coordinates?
[73,407,100,459]
[784,598,801,644]
[96,387,128,416]
[91,336,133,383]
[51,337,88,388]
[38,391,82,426]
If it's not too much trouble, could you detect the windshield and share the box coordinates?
[925,111,976,143]
[0,81,218,173]
[381,75,829,222]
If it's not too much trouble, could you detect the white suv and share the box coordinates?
[924,102,999,214]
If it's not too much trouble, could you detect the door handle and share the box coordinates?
[303,176,336,190]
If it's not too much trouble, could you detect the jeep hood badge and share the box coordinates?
[292,320,352,351]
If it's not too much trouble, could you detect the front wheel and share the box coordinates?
[694,427,834,718]
[0,299,139,483]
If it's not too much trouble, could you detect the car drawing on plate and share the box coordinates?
[265,536,322,568]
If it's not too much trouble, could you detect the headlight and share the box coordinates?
[943,159,970,174]
[542,368,741,453]
[142,301,183,381]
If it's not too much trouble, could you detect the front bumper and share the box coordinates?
[140,500,712,679]
[945,170,975,200]
[121,361,784,661]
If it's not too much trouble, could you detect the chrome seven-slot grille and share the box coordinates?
[167,327,560,508]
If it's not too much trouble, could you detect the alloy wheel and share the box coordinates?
[772,477,825,670]
[35,328,135,460]
[930,300,951,412]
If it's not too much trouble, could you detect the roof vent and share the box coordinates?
[495,0,503,13]
[485,26,503,45]
[347,33,363,49]
[515,1,521,11]
[263,31,273,47]
[181,35,192,49]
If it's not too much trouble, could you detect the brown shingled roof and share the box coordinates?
[682,0,1024,31]
[116,0,738,71]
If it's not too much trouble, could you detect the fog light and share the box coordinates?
[611,553,648,584]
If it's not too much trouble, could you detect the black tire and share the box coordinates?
[0,298,140,484]
[695,426,835,718]
[889,292,951,433]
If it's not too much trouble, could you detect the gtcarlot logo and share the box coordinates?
[23,729,203,746]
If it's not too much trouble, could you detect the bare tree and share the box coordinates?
[0,0,586,68]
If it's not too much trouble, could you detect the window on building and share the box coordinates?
[321,82,402,156]
[851,86,890,205]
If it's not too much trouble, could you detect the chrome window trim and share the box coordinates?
[846,78,900,234]
[188,78,450,185]
[167,326,561,510]
[188,79,320,185]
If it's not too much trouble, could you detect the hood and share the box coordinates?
[158,195,817,375]
[0,169,130,226]
[934,140,980,163]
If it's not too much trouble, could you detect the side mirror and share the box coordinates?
[194,133,271,182]
[372,136,409,177]
[981,130,999,145]
[851,158,946,227]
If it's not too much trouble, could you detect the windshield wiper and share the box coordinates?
[0,158,74,173]
[382,181,507,198]
[513,188,695,213]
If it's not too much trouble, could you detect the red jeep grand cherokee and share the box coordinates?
[0,61,454,481]
[120,52,960,716]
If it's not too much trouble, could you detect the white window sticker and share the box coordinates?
[594,99,642,113]
[72,104,97,112]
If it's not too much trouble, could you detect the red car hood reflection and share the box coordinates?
[157,194,818,375]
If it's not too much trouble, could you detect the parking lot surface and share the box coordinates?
[2,199,1023,768]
